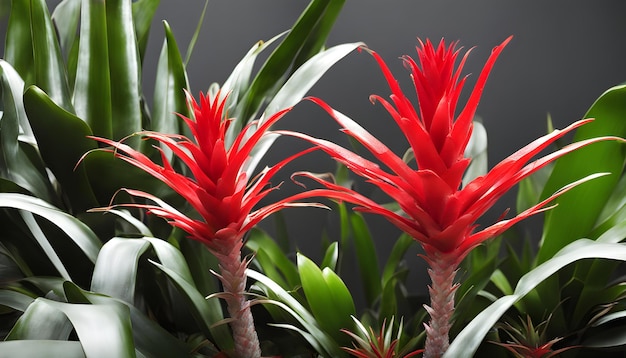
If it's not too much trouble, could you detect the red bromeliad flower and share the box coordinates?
[88,91,322,358]
[280,38,622,358]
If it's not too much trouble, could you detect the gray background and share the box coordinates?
[2,1,626,304]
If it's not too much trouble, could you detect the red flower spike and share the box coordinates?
[87,91,324,358]
[280,38,624,358]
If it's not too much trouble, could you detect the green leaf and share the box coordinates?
[239,0,345,122]
[90,237,151,304]
[0,61,31,136]
[297,253,354,345]
[221,31,286,124]
[65,280,192,358]
[51,0,82,58]
[291,0,345,69]
[6,298,73,340]
[592,172,626,237]
[106,0,142,142]
[515,163,552,214]
[23,85,98,212]
[81,149,172,206]
[320,241,338,271]
[0,341,86,358]
[150,259,233,350]
[183,0,208,66]
[462,120,488,187]
[0,289,36,311]
[30,0,74,111]
[4,0,34,85]
[19,210,72,281]
[246,228,300,288]
[262,42,361,118]
[131,0,160,63]
[44,298,136,358]
[73,0,113,138]
[0,193,101,264]
[151,21,190,137]
[537,84,626,263]
[350,213,382,307]
[0,63,57,202]
[102,209,154,237]
[322,267,355,321]
[583,309,626,349]
[445,238,626,358]
[178,237,220,296]
[381,233,414,287]
[247,268,343,357]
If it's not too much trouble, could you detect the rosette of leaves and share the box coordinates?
[0,0,360,356]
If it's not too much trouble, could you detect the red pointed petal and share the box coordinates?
[458,172,609,257]
[451,36,512,158]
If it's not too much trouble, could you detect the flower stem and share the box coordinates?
[217,249,261,358]
[423,254,459,358]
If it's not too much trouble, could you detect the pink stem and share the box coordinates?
[422,253,459,358]
[216,248,261,358]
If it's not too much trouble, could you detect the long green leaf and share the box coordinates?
[291,0,345,70]
[381,233,414,287]
[0,63,56,202]
[247,268,343,357]
[246,228,300,288]
[81,150,180,209]
[51,0,82,58]
[0,193,101,263]
[131,0,160,63]
[73,0,113,138]
[50,298,136,358]
[64,281,191,358]
[221,31,287,123]
[106,0,142,141]
[90,237,151,303]
[320,241,338,271]
[19,210,73,281]
[150,259,233,350]
[297,253,354,346]
[239,42,360,177]
[0,290,36,312]
[262,42,361,119]
[6,298,73,340]
[445,238,626,358]
[239,0,342,122]
[178,237,220,297]
[0,341,86,358]
[462,120,488,187]
[183,0,208,66]
[30,0,74,111]
[537,84,626,263]
[151,21,189,137]
[4,0,34,85]
[23,85,98,212]
[350,213,382,307]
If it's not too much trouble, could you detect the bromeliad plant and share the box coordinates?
[2,1,626,357]
[86,91,326,357]
[281,38,626,357]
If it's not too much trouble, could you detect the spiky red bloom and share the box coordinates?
[89,91,322,358]
[284,37,616,265]
[280,38,621,357]
[90,92,320,257]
